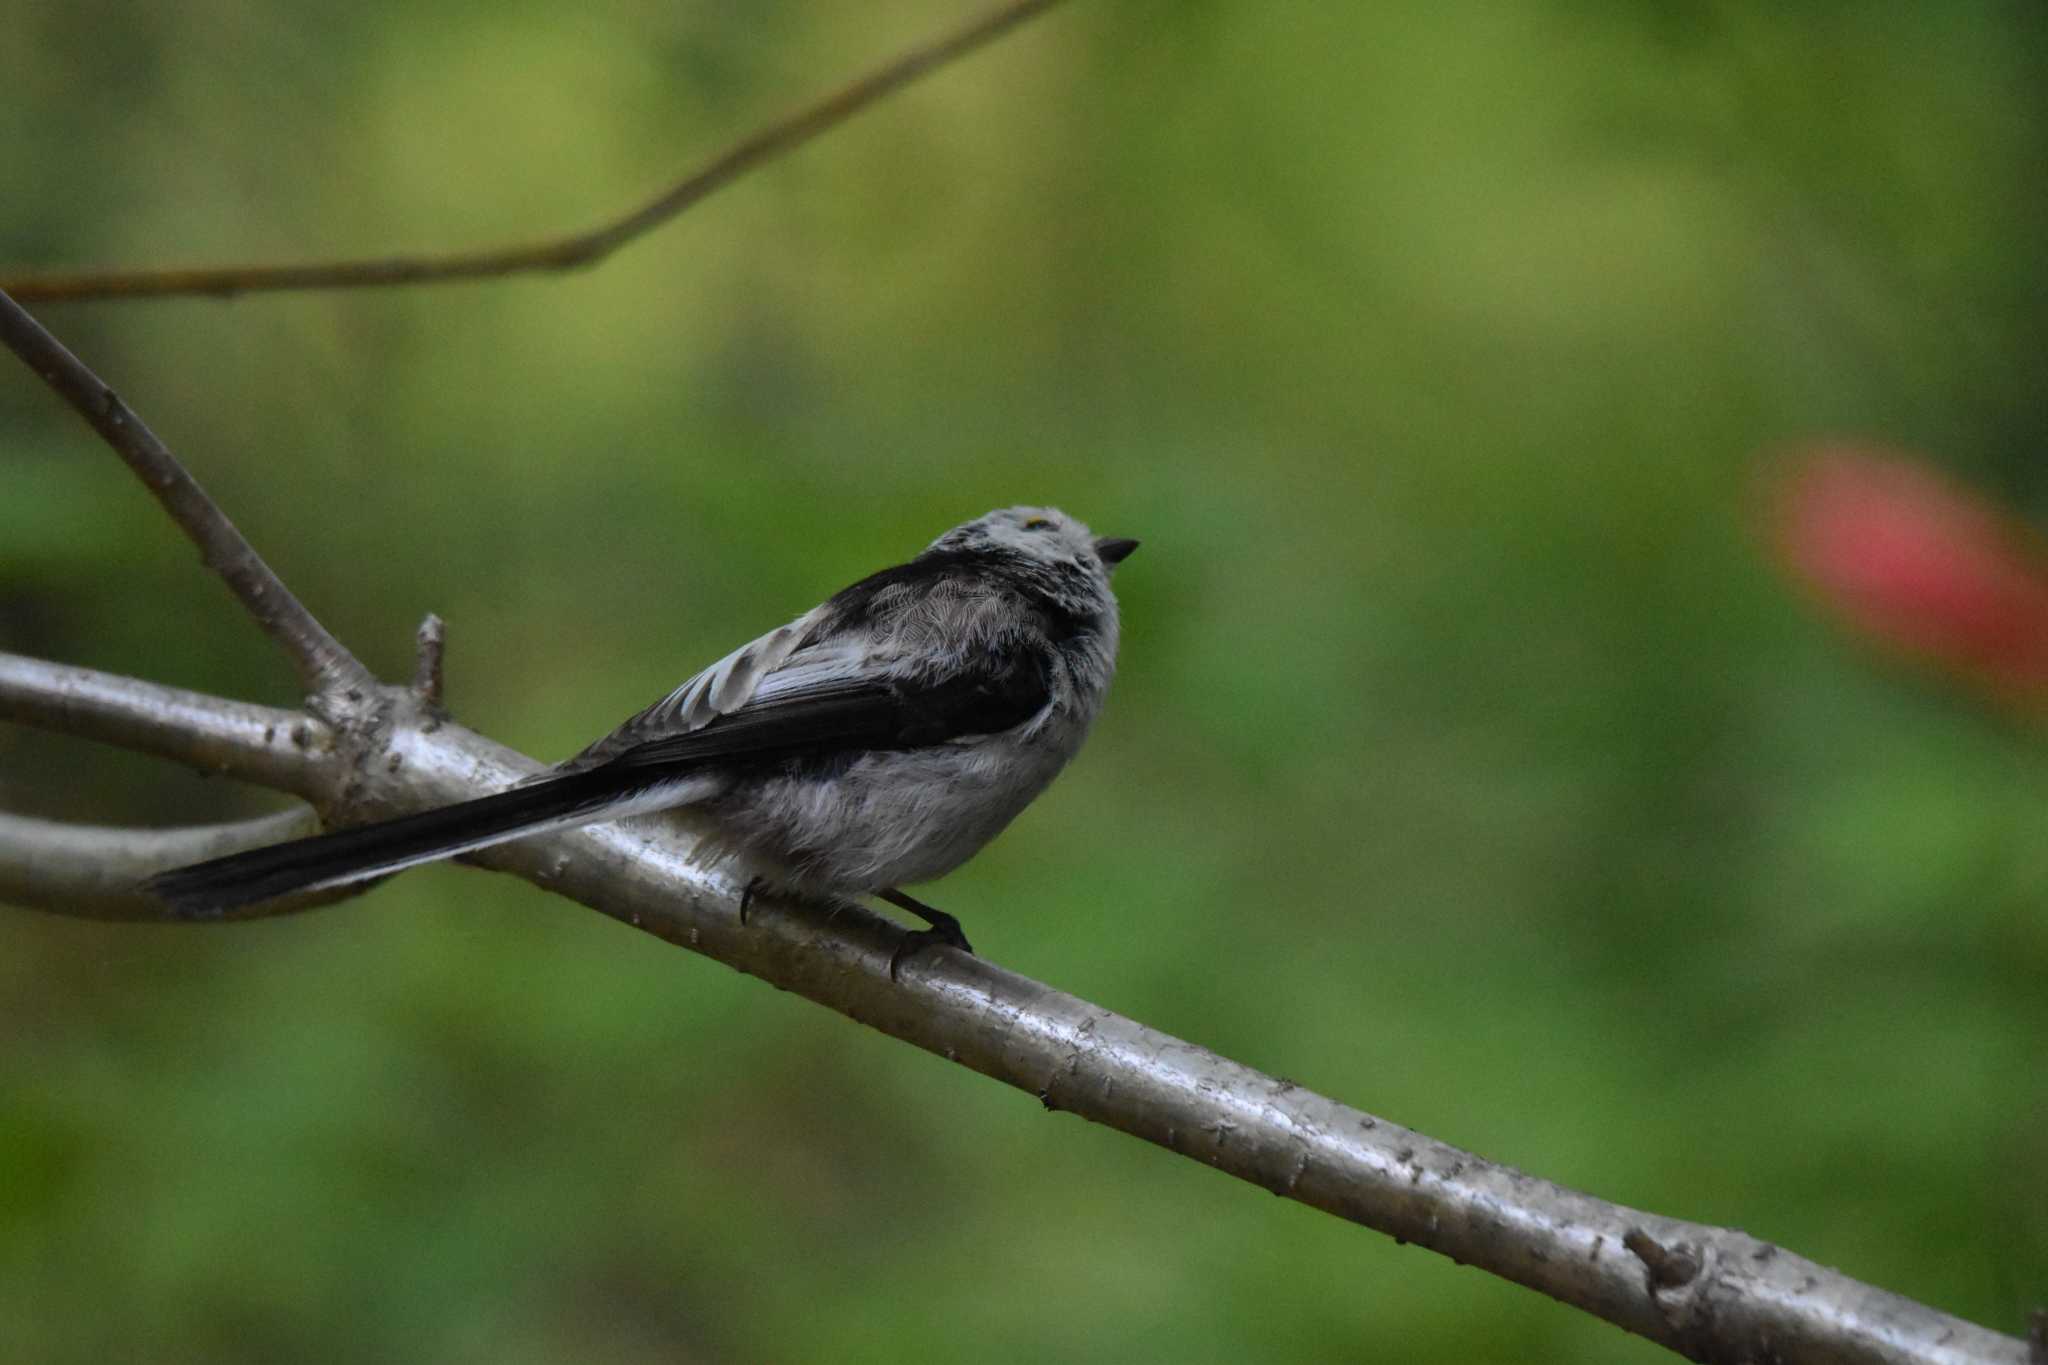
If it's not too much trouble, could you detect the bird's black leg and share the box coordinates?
[878,888,974,980]
[739,875,765,925]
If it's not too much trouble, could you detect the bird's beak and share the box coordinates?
[1094,536,1140,567]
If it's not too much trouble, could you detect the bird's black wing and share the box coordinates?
[604,644,1053,770]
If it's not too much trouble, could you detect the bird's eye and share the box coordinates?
[1023,517,1053,531]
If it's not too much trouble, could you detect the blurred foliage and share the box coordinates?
[3,2,2045,1360]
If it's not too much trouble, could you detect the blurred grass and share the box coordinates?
[2,2,2045,1360]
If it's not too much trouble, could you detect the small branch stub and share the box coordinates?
[1625,1228,1702,1292]
[413,613,446,708]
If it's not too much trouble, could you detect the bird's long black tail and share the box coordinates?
[144,767,674,917]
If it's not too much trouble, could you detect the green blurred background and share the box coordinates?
[3,2,2044,1360]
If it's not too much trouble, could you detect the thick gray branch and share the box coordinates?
[0,650,2024,1365]
[0,288,371,694]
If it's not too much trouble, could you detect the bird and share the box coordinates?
[145,506,1138,974]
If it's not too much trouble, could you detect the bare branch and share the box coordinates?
[0,0,1067,304]
[0,653,333,791]
[0,807,333,919]
[0,652,2025,1365]
[0,291,372,694]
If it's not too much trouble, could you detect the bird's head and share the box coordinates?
[930,506,1140,581]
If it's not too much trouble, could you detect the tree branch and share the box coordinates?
[0,290,372,695]
[0,650,2026,1365]
[0,807,326,919]
[0,0,1067,304]
[0,652,332,791]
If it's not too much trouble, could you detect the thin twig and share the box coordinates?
[0,290,373,694]
[0,0,1067,304]
[0,654,2028,1365]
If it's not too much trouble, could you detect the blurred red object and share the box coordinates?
[1772,443,2048,709]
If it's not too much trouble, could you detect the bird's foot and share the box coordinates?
[878,888,975,980]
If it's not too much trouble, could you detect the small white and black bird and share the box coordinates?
[146,506,1138,971]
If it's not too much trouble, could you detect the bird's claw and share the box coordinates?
[887,913,974,981]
